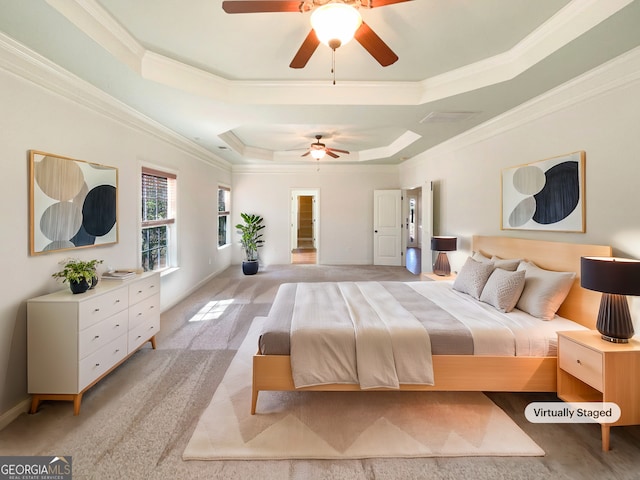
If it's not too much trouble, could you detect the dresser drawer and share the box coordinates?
[78,310,128,359]
[78,287,128,329]
[129,293,160,328]
[129,274,160,305]
[559,336,603,391]
[79,335,127,391]
[128,316,159,353]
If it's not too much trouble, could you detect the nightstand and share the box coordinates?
[557,330,640,451]
[421,272,457,282]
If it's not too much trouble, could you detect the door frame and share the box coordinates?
[402,183,432,273]
[290,188,319,264]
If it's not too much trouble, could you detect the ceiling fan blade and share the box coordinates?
[290,29,320,69]
[301,150,311,157]
[325,151,340,158]
[222,1,301,13]
[354,22,398,67]
[327,148,350,154]
[360,0,412,8]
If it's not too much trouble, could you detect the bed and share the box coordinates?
[251,236,611,414]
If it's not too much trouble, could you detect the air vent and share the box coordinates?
[420,111,479,124]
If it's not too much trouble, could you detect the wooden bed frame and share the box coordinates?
[251,236,611,414]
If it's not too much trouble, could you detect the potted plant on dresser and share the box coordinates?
[52,258,103,294]
[235,212,265,275]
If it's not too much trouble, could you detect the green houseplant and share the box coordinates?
[52,258,103,294]
[235,213,265,275]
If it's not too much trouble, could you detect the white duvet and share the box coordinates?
[288,281,586,389]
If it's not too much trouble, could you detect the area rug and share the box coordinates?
[183,317,544,460]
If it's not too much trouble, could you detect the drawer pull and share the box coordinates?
[95,363,100,367]
[138,290,143,294]
[116,299,120,303]
[94,308,100,312]
[94,335,100,339]
[115,349,120,353]
[576,359,582,365]
[116,324,120,327]
[137,312,142,317]
[136,335,142,339]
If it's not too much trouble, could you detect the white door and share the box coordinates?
[373,189,402,265]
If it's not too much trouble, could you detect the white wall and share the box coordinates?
[400,46,640,333]
[232,166,400,265]
[400,46,640,274]
[0,63,231,419]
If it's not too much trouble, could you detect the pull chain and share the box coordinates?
[331,48,336,85]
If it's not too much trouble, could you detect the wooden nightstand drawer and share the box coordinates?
[559,336,603,391]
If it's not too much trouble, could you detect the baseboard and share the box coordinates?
[0,397,31,431]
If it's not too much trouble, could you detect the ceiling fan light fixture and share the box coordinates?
[310,149,326,159]
[310,3,362,49]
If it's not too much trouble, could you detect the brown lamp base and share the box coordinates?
[596,293,634,343]
[600,334,629,344]
[433,252,451,276]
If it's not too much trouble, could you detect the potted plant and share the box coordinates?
[52,258,103,294]
[235,213,265,275]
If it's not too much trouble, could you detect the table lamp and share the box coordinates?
[581,256,640,343]
[430,236,457,276]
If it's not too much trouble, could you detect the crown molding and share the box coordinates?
[0,32,231,172]
[232,162,398,175]
[401,44,640,168]
[45,0,634,106]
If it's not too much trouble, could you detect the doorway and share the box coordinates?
[404,187,422,275]
[291,189,319,264]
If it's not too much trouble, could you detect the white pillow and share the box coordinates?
[516,261,576,320]
[480,269,526,313]
[472,251,491,263]
[472,251,520,271]
[453,257,496,299]
[490,256,521,272]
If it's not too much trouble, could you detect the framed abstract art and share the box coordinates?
[29,150,118,255]
[501,151,585,232]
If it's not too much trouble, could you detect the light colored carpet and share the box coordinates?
[183,317,544,460]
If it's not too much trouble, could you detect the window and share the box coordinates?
[218,186,230,247]
[141,167,176,271]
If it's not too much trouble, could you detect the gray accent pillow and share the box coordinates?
[480,269,526,313]
[516,261,576,320]
[453,257,496,299]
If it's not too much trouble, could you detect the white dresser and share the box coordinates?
[27,271,160,415]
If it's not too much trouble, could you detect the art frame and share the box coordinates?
[29,150,119,255]
[501,151,585,232]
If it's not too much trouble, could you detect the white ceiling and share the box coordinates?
[2,0,640,166]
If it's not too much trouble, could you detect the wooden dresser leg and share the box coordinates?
[30,395,41,414]
[601,424,610,451]
[150,335,157,349]
[73,393,83,416]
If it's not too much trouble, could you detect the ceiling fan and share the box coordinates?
[221,0,411,69]
[302,135,350,159]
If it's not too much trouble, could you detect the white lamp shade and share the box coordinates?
[310,149,326,159]
[310,3,362,48]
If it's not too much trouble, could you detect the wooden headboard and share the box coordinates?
[472,236,612,329]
